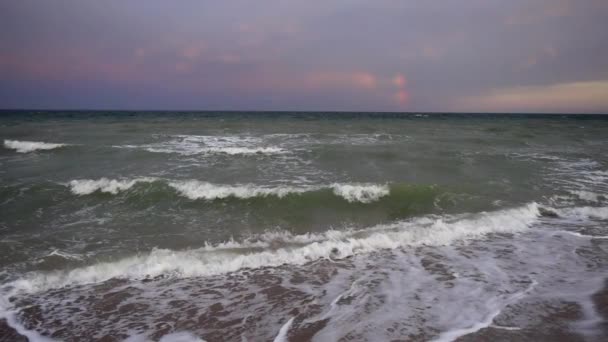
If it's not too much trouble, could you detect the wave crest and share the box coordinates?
[168,180,310,200]
[115,135,287,156]
[3,140,67,153]
[331,183,390,203]
[68,178,157,195]
[65,178,394,203]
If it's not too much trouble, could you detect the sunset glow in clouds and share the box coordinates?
[1,1,607,112]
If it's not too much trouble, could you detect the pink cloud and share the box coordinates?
[0,50,145,84]
[181,43,206,60]
[219,54,241,64]
[518,45,558,70]
[134,48,146,58]
[422,45,443,60]
[391,73,410,107]
[395,90,409,106]
[175,62,191,73]
[392,73,407,88]
[306,71,377,89]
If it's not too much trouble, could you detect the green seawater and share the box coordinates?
[1,112,607,275]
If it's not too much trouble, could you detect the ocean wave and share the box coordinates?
[2,203,539,294]
[67,178,157,195]
[168,180,313,200]
[144,146,287,155]
[65,178,392,203]
[3,140,67,153]
[115,135,287,156]
[331,183,390,203]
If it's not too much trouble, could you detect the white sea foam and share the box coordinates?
[569,190,605,202]
[169,181,390,202]
[201,147,286,155]
[68,178,392,203]
[0,310,54,342]
[432,281,536,342]
[273,317,294,342]
[555,231,608,240]
[143,146,287,155]
[116,135,287,156]
[331,183,390,203]
[555,206,608,220]
[3,140,67,153]
[2,203,539,295]
[68,178,157,195]
[433,309,501,342]
[47,250,83,260]
[125,332,205,342]
[168,180,314,200]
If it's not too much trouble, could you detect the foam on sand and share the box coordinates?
[432,281,536,342]
[273,317,295,342]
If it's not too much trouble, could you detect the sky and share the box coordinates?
[1,0,607,113]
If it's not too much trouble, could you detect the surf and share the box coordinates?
[66,178,400,204]
[3,140,68,153]
[1,202,540,295]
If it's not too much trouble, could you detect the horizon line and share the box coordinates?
[0,108,607,115]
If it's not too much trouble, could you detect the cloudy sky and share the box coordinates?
[1,1,607,112]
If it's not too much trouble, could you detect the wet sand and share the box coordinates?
[0,319,27,342]
[7,261,607,341]
[457,280,608,342]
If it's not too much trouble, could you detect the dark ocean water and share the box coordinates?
[1,112,607,341]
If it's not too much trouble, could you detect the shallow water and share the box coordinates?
[1,112,607,341]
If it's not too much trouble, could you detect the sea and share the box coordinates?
[0,111,607,341]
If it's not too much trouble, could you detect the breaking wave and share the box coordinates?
[1,202,540,294]
[3,140,68,153]
[67,177,157,195]
[66,178,393,203]
[114,135,287,156]
[331,183,390,203]
[168,180,313,200]
[145,146,287,155]
[169,180,390,203]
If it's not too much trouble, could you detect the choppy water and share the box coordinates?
[1,112,607,341]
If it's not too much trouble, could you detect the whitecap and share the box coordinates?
[66,178,393,203]
[67,177,157,195]
[331,183,390,203]
[114,135,287,156]
[3,140,67,153]
[168,180,314,200]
